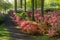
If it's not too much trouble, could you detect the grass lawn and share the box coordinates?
[0,24,10,40]
[34,35,52,40]
[34,35,60,40]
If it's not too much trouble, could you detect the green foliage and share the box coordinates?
[0,0,4,10]
[24,0,41,9]
[0,25,10,40]
[0,15,5,24]
[17,9,23,13]
[45,8,54,12]
[35,35,52,40]
[3,2,12,10]
[56,24,60,33]
[25,17,32,21]
[37,0,41,8]
[26,0,32,8]
[16,12,26,19]
[0,0,12,11]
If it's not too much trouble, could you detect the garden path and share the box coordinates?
[4,14,35,40]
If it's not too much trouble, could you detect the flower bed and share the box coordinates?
[9,10,60,37]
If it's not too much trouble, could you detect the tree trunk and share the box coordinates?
[14,0,17,12]
[24,0,26,12]
[41,0,44,17]
[20,0,22,8]
[31,0,35,21]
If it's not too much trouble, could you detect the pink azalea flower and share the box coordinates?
[48,29,56,36]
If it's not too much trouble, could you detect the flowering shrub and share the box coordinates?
[20,21,41,34]
[26,10,60,26]
[26,11,32,17]
[10,12,41,34]
[48,29,56,37]
[25,10,60,36]
[10,10,60,36]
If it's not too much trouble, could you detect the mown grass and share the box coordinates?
[33,35,52,40]
[34,35,60,40]
[0,25,10,40]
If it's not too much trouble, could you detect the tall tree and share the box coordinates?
[20,0,22,8]
[41,0,44,16]
[31,0,34,21]
[14,0,17,12]
[24,0,26,12]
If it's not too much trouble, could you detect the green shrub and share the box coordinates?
[45,8,54,12]
[16,12,26,19]
[56,24,60,34]
[0,15,5,24]
[17,9,23,13]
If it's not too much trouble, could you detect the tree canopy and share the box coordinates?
[0,0,12,11]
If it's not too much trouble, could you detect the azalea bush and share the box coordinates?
[20,21,41,34]
[9,11,41,35]
[10,10,60,37]
[26,10,60,36]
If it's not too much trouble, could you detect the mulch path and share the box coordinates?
[4,14,35,40]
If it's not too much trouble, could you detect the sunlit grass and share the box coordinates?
[0,25,10,40]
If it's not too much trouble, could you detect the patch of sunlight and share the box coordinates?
[0,37,10,40]
[16,26,20,29]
